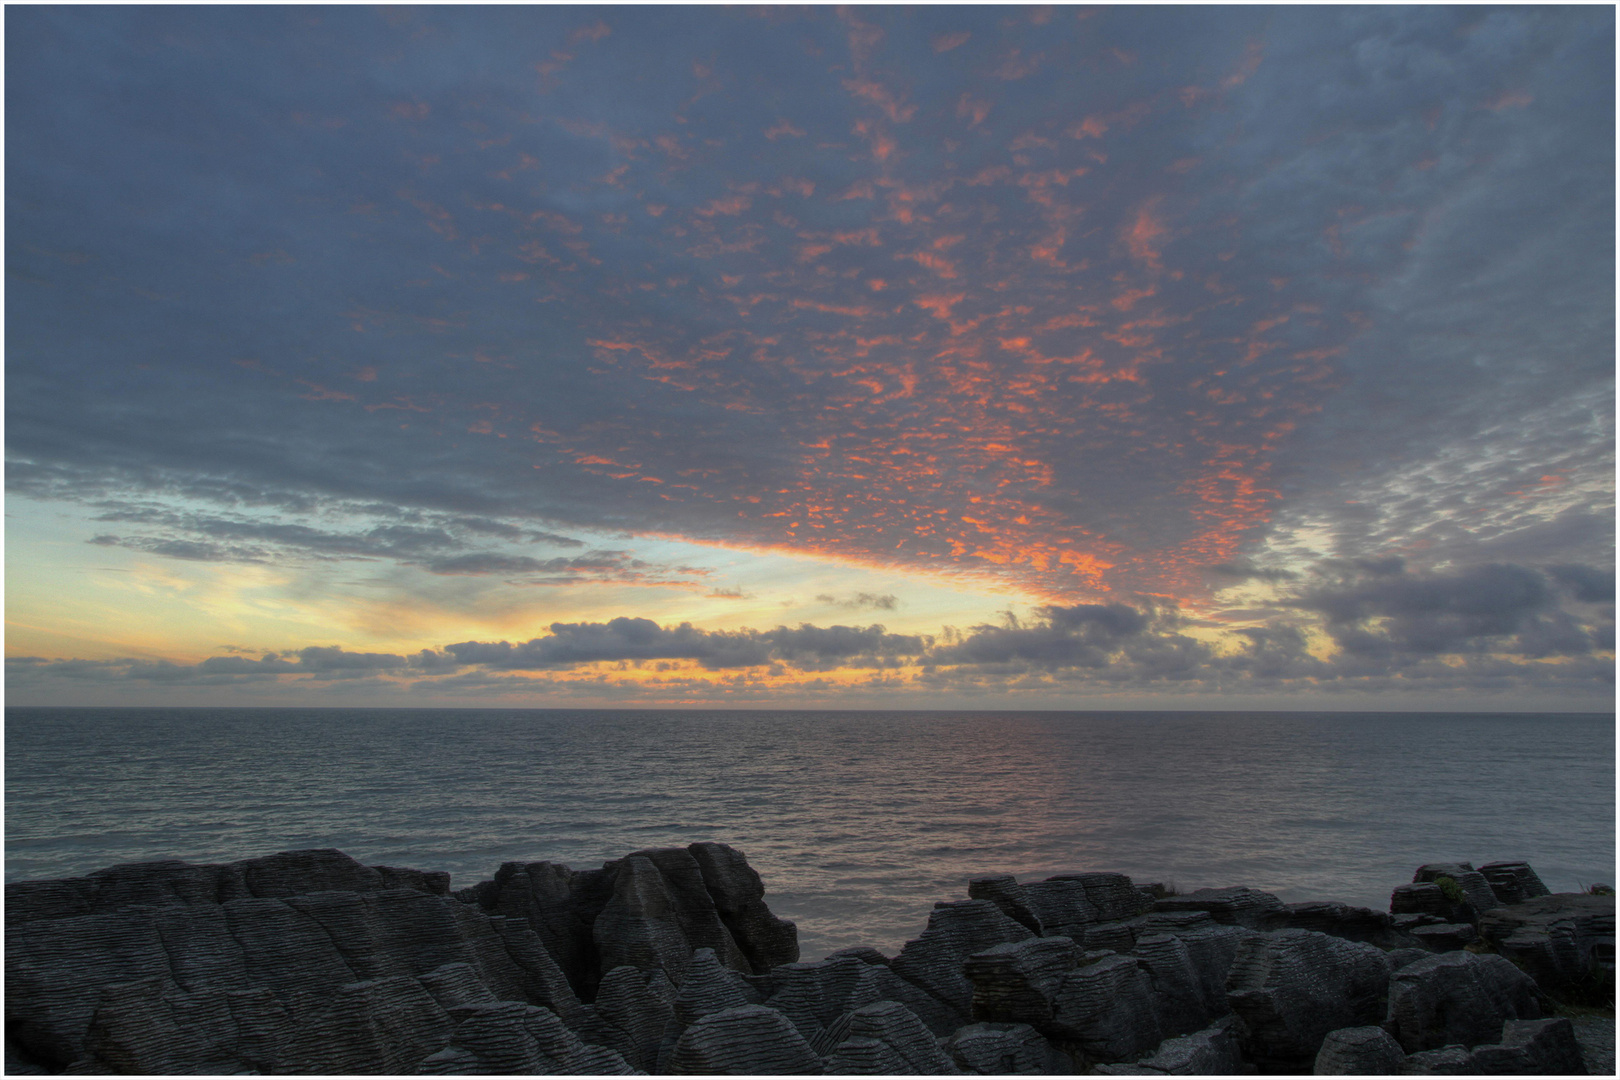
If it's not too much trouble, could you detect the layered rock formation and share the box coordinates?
[5,848,1611,1074]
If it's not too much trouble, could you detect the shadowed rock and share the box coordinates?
[418,1000,636,1074]
[571,964,677,1071]
[1115,1015,1245,1075]
[1413,863,1502,920]
[889,899,1035,1032]
[1479,862,1552,907]
[1469,1016,1588,1074]
[669,1003,823,1074]
[1155,887,1285,930]
[1314,1025,1405,1074]
[1476,891,1615,1003]
[461,842,797,999]
[943,1022,1073,1075]
[1223,928,1390,1069]
[819,1000,960,1074]
[1261,900,1407,947]
[968,875,1044,935]
[1392,883,1457,920]
[1387,951,1543,1054]
[1402,1044,1478,1073]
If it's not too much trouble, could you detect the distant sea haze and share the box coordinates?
[6,708,1613,958]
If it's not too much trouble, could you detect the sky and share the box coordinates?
[5,5,1614,711]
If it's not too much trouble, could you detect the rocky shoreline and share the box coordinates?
[6,846,1613,1074]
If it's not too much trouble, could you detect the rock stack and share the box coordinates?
[5,848,1610,1074]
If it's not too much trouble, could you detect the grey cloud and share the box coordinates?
[1548,564,1615,604]
[815,593,899,611]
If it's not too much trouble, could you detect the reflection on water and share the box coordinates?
[6,708,1613,957]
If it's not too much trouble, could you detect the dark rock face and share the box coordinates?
[1413,862,1503,920]
[462,841,798,998]
[1223,928,1391,1069]
[1154,886,1285,930]
[1477,891,1616,1003]
[1260,900,1406,947]
[818,999,960,1074]
[669,1003,824,1074]
[1470,1016,1590,1075]
[1479,861,1552,906]
[1392,882,1458,919]
[570,963,677,1072]
[889,899,1035,1032]
[1408,922,1480,951]
[418,1000,636,1074]
[1132,1015,1246,1075]
[1387,951,1543,1054]
[1313,1025,1406,1074]
[943,1021,1072,1074]
[6,851,580,1073]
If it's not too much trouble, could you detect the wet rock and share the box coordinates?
[1470,1016,1588,1074]
[1314,1025,1405,1074]
[418,1000,636,1074]
[889,899,1035,1031]
[1479,862,1552,907]
[1477,891,1615,1003]
[1224,928,1391,1069]
[943,1022,1073,1075]
[1155,887,1285,930]
[1387,951,1543,1054]
[669,1003,823,1074]
[819,1000,960,1074]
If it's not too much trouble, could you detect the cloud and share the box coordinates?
[815,592,898,610]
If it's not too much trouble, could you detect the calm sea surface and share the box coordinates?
[5,708,1613,958]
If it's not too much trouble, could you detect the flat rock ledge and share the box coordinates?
[6,849,1612,1074]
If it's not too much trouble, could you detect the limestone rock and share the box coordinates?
[1155,887,1285,930]
[1131,932,1223,1036]
[1469,1017,1588,1074]
[672,948,759,1028]
[1263,900,1405,947]
[819,1000,960,1074]
[462,842,798,999]
[1401,1045,1478,1073]
[1224,928,1391,1068]
[418,1000,636,1074]
[1391,884,1456,920]
[1412,864,1502,920]
[1478,862,1552,907]
[1314,1025,1405,1074]
[1407,923,1478,951]
[1387,951,1543,1054]
[6,880,578,1072]
[943,1022,1072,1075]
[1476,891,1615,1003]
[968,875,1044,935]
[1020,877,1100,939]
[571,964,676,1072]
[669,1004,823,1074]
[964,936,1081,1028]
[1050,953,1164,1063]
[889,900,1035,1031]
[1132,1015,1246,1075]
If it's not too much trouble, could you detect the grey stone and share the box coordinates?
[571,964,676,1072]
[671,947,759,1029]
[968,875,1044,935]
[1391,884,1456,919]
[1470,1016,1588,1074]
[1314,1025,1406,1074]
[1154,887,1285,930]
[1050,953,1164,1063]
[418,1000,637,1074]
[1264,900,1405,947]
[889,899,1034,1031]
[1135,1015,1246,1075]
[1478,862,1552,907]
[1401,1045,1477,1074]
[1477,891,1615,1002]
[1413,864,1502,920]
[820,1000,960,1074]
[964,936,1081,1028]
[943,1022,1072,1075]
[1387,951,1543,1053]
[669,1003,823,1074]
[1224,928,1391,1068]
[1407,923,1478,951]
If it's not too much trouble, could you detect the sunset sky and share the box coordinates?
[6,5,1613,710]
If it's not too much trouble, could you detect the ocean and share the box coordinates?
[5,707,1613,959]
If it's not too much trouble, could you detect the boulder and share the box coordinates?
[1262,900,1405,947]
[461,841,797,998]
[1313,1025,1405,1074]
[819,1000,960,1074]
[968,875,1044,935]
[1476,891,1615,1003]
[1469,1016,1588,1074]
[1131,1015,1246,1075]
[889,900,1035,1031]
[570,964,677,1071]
[964,936,1081,1028]
[1407,923,1478,951]
[1478,862,1552,906]
[1050,953,1164,1063]
[1401,1045,1478,1074]
[1391,884,1457,920]
[1155,887,1285,930]
[943,1022,1073,1075]
[1223,928,1391,1069]
[669,1003,823,1074]
[1387,951,1543,1053]
[1412,864,1502,920]
[418,1000,636,1074]
[671,947,759,1028]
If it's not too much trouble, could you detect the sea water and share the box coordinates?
[5,708,1613,958]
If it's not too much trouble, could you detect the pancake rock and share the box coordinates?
[1223,928,1392,1069]
[1477,891,1616,1003]
[1312,1025,1406,1075]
